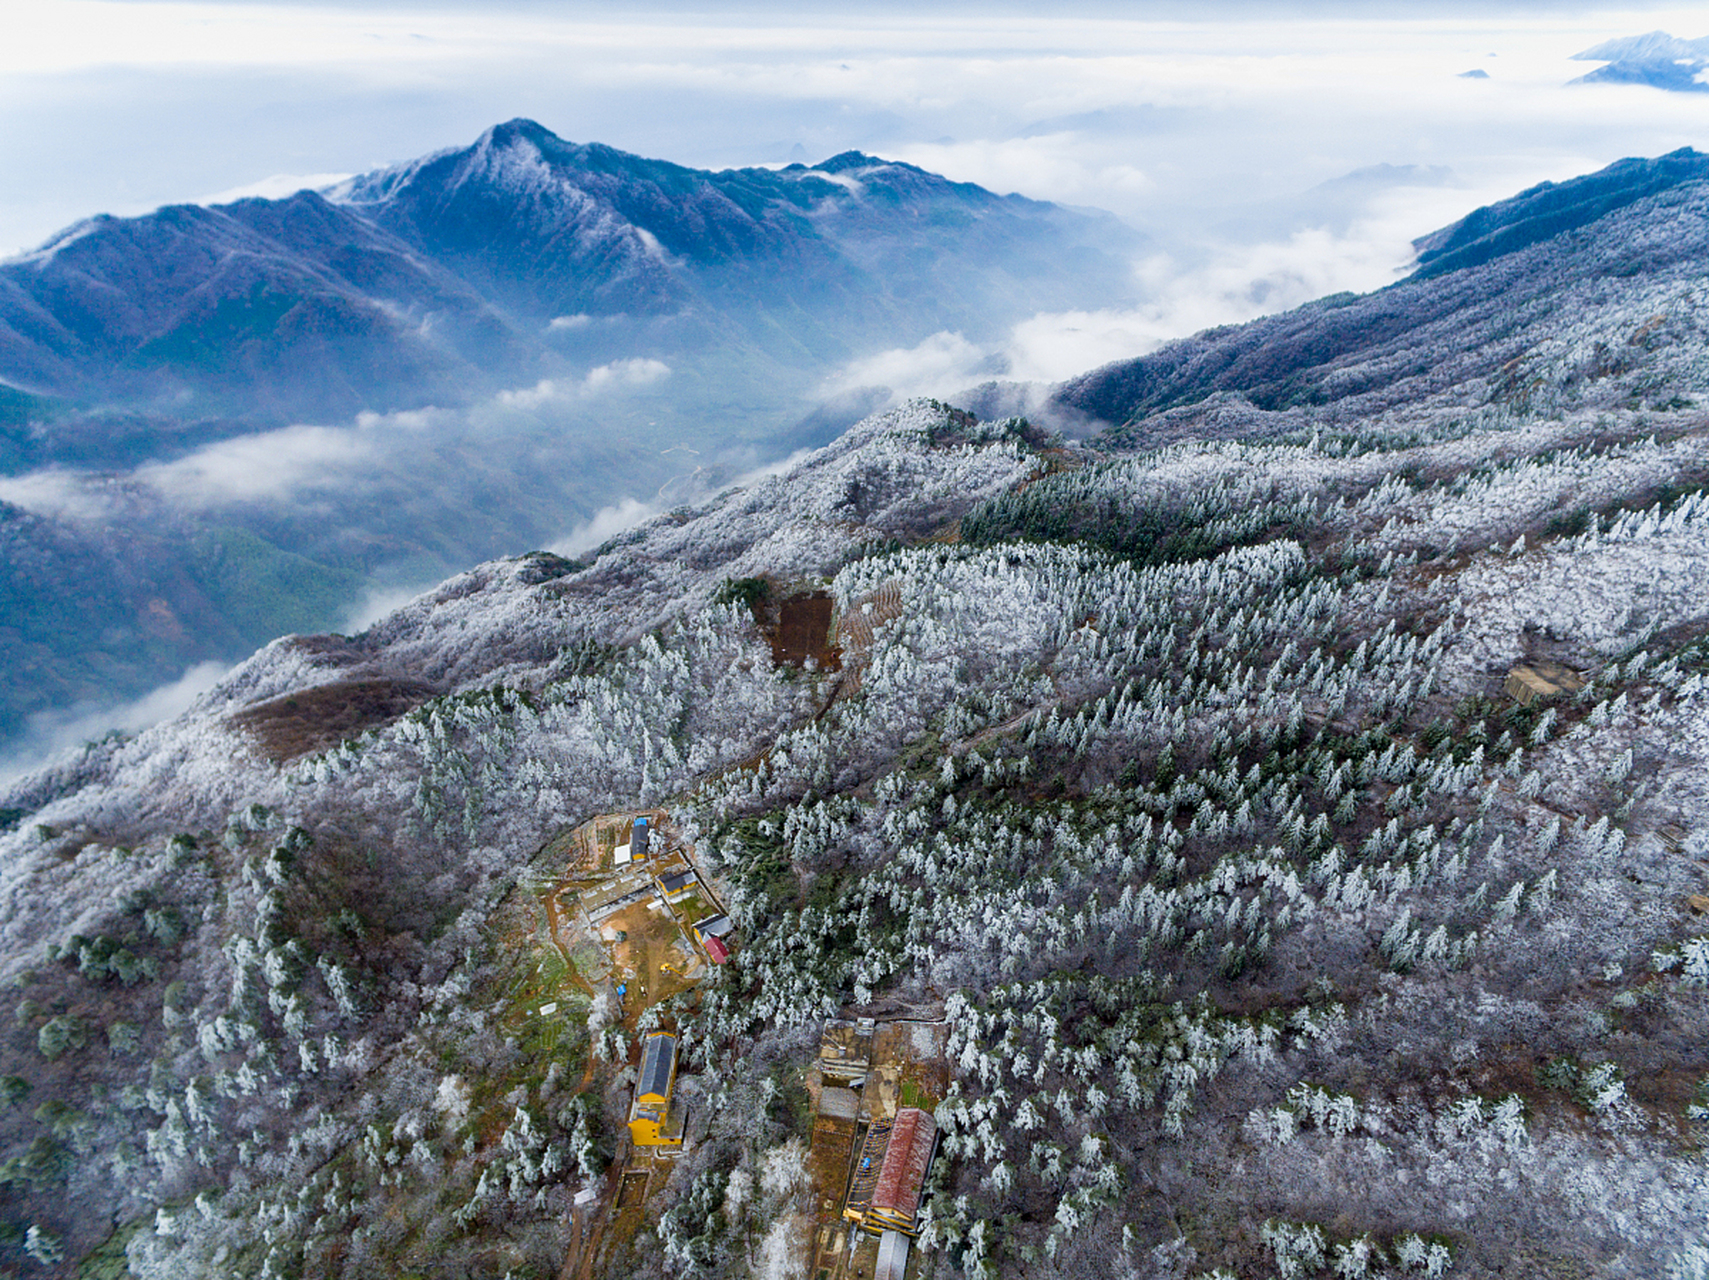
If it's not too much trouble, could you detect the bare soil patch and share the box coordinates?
[601,900,700,1019]
[615,1170,649,1209]
[231,677,437,761]
[755,591,842,670]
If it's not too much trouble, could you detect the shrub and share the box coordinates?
[38,1014,86,1060]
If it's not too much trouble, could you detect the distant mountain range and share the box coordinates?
[1570,31,1709,93]
[0,118,1142,470]
[0,121,1145,753]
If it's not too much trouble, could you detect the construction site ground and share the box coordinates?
[532,809,716,1279]
[751,589,843,670]
[595,898,705,1013]
[806,1019,951,1280]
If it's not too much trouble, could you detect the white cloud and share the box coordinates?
[197,172,353,205]
[0,660,231,787]
[732,447,817,488]
[823,331,986,401]
[586,357,670,390]
[0,469,123,522]
[7,6,1709,257]
[497,358,670,409]
[135,421,383,507]
[341,581,435,634]
[541,445,820,558]
[1000,220,1429,383]
[812,165,1542,397]
[550,496,659,557]
[0,360,682,523]
[548,313,593,331]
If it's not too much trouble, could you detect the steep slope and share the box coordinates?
[0,193,516,443]
[1054,148,1709,436]
[0,358,1707,1277]
[338,121,1137,346]
[1411,147,1709,277]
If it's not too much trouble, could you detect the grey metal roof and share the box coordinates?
[659,870,695,893]
[695,914,733,938]
[876,1231,910,1280]
[638,1032,676,1100]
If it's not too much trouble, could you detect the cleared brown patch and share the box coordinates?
[808,1111,858,1218]
[756,591,842,670]
[615,1170,649,1209]
[600,899,701,1018]
[231,678,438,762]
[1626,1063,1704,1118]
[139,597,185,643]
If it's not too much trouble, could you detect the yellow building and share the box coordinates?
[628,1031,681,1146]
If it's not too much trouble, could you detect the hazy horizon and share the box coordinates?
[6,4,1706,390]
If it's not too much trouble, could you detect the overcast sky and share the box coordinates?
[2,2,1704,256]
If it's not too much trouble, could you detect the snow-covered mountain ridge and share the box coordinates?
[1,157,1709,1278]
[1053,148,1709,435]
[0,119,1140,443]
[0,118,1143,756]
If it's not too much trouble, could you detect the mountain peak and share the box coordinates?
[813,150,912,176]
[482,117,562,147]
[1568,30,1709,93]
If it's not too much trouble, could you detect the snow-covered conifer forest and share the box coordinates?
[1,161,1709,1279]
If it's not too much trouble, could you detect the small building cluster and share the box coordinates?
[841,1105,938,1279]
[820,1018,874,1085]
[613,816,651,865]
[578,813,737,965]
[844,1107,936,1238]
[691,912,733,964]
[807,1018,950,1280]
[646,852,735,966]
[867,1107,936,1235]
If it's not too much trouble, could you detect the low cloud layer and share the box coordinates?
[0,358,677,526]
[4,6,1707,259]
[197,171,353,205]
[497,358,670,410]
[825,332,988,402]
[139,420,396,509]
[0,660,231,789]
[550,497,660,558]
[826,169,1531,403]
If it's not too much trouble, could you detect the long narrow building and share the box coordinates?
[628,1031,681,1146]
[843,1118,893,1225]
[865,1107,936,1235]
